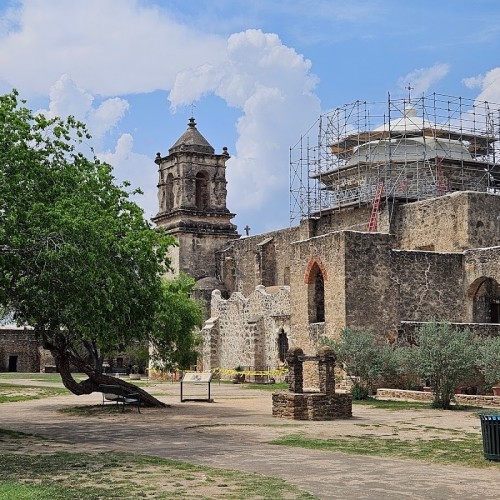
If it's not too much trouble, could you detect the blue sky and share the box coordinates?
[0,0,499,235]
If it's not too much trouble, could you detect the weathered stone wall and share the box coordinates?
[202,285,291,372]
[217,227,301,296]
[393,191,500,252]
[302,206,373,238]
[398,321,500,345]
[377,388,500,408]
[291,232,346,355]
[392,250,465,323]
[464,246,500,323]
[0,328,39,372]
[344,232,398,339]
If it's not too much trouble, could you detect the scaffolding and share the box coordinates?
[290,93,500,225]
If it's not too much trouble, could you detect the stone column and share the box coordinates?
[318,346,336,395]
[286,347,304,393]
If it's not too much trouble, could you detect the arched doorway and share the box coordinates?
[469,277,500,323]
[277,329,289,363]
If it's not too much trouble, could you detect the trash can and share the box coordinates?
[479,415,500,461]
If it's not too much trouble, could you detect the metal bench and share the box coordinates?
[99,384,141,413]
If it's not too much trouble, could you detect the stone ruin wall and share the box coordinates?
[217,226,300,296]
[202,285,291,373]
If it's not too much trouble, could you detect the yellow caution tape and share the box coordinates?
[209,368,288,376]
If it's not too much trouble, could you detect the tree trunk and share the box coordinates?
[51,347,166,408]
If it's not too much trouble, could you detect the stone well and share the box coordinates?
[272,346,352,420]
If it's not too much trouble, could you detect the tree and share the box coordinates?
[478,336,500,388]
[322,326,391,399]
[413,322,478,409]
[150,273,203,372]
[0,90,178,406]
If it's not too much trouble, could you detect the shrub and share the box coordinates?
[413,322,478,409]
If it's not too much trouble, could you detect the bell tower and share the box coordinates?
[152,118,239,280]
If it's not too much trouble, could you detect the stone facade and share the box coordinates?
[0,327,40,372]
[202,190,500,378]
[154,118,500,384]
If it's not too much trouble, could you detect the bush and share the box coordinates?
[322,326,391,397]
[478,336,500,387]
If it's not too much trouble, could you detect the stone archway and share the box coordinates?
[468,277,500,323]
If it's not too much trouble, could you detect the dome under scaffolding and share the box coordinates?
[290,93,500,225]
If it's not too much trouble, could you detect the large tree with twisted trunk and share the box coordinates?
[0,90,190,407]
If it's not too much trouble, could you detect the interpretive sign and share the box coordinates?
[180,372,214,402]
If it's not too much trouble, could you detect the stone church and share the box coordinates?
[153,94,500,381]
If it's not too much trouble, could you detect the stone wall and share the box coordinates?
[377,388,500,408]
[344,232,398,339]
[202,285,291,372]
[392,250,465,323]
[393,191,500,252]
[217,226,301,297]
[398,321,500,345]
[0,327,39,372]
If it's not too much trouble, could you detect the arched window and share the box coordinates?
[278,329,289,363]
[165,173,174,211]
[307,262,325,323]
[195,171,210,210]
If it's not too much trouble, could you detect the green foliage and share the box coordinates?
[150,273,203,372]
[322,326,392,398]
[413,322,478,409]
[478,336,500,386]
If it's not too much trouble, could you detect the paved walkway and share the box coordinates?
[1,381,500,499]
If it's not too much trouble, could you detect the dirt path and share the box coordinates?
[1,382,500,499]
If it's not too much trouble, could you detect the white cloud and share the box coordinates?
[98,133,158,221]
[470,67,500,105]
[1,3,323,225]
[463,74,484,89]
[398,63,450,95]
[0,0,226,96]
[38,75,129,142]
[170,29,321,211]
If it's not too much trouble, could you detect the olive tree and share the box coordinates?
[322,326,392,399]
[412,322,478,409]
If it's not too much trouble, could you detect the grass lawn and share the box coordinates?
[0,429,315,499]
[270,432,500,469]
[0,383,70,403]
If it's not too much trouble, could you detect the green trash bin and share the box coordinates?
[480,415,500,461]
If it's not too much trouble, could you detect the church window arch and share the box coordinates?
[165,173,174,211]
[195,171,210,210]
[305,258,326,323]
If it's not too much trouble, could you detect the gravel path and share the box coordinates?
[1,381,499,499]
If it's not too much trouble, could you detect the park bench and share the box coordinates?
[99,384,141,413]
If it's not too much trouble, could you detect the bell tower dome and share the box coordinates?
[153,118,239,279]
